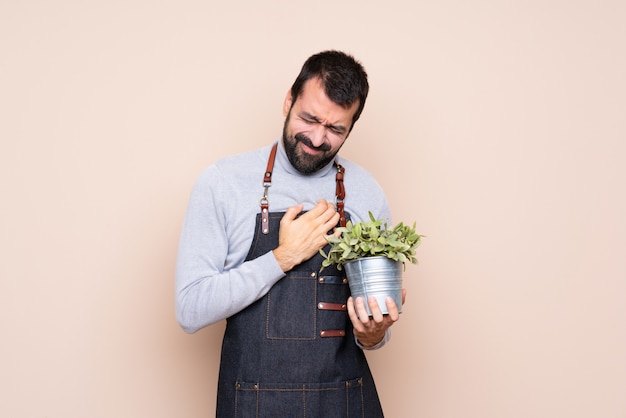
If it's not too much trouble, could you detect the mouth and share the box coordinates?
[299,141,323,155]
[295,134,330,154]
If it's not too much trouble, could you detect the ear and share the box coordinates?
[282,89,293,117]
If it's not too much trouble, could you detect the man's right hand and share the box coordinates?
[272,200,340,272]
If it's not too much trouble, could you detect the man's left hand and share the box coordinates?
[347,289,407,348]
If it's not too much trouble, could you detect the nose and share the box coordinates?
[309,124,328,147]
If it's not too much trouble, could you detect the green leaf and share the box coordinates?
[318,212,424,272]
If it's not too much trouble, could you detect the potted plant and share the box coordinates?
[320,212,423,315]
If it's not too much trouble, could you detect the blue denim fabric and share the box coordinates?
[216,212,384,417]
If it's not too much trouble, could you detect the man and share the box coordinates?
[176,50,404,417]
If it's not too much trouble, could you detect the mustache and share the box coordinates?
[294,133,331,152]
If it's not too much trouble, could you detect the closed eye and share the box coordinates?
[328,126,346,135]
[298,112,347,136]
[299,112,321,125]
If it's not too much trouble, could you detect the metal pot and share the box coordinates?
[344,256,403,316]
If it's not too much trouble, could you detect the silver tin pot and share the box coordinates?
[344,256,403,316]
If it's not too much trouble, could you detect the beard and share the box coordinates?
[282,115,340,175]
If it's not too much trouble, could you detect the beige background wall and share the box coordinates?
[2,1,625,417]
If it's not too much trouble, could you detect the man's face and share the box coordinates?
[282,77,359,174]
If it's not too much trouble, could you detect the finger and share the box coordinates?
[367,296,384,323]
[295,201,335,230]
[303,199,329,218]
[347,297,357,321]
[282,204,304,223]
[321,199,337,213]
[323,211,341,233]
[317,200,339,226]
[384,296,400,321]
[308,201,339,237]
[401,288,407,305]
[347,297,365,331]
[354,297,371,324]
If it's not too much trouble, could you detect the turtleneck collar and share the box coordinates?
[275,137,337,178]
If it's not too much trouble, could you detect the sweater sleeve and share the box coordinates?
[356,329,391,350]
[175,166,285,333]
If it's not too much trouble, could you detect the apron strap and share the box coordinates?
[261,142,347,234]
[334,162,346,227]
[260,143,278,234]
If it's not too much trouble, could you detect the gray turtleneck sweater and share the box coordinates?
[175,139,391,346]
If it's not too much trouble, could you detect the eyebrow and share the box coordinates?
[299,111,348,134]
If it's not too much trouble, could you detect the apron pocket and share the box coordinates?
[266,274,316,340]
[235,378,364,418]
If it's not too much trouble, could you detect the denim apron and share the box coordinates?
[215,144,384,417]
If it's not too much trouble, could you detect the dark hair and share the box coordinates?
[290,50,369,130]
